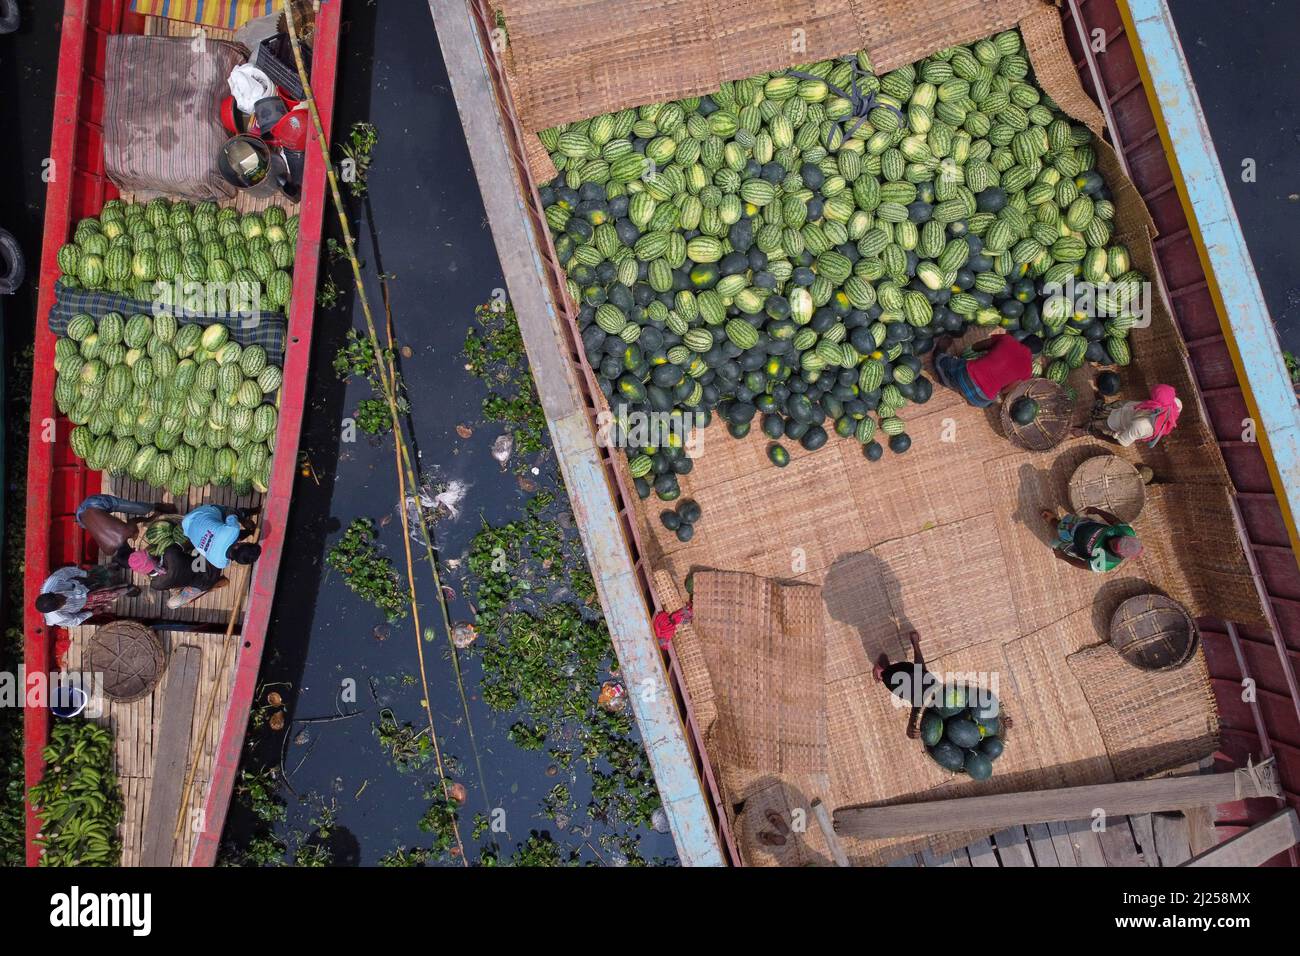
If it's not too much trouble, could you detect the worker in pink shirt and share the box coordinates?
[935,332,1041,407]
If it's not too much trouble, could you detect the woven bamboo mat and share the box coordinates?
[1067,642,1220,782]
[874,515,1021,658]
[691,571,827,776]
[1001,609,1116,789]
[502,0,1040,135]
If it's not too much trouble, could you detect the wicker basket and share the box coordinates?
[87,620,166,703]
[999,379,1074,451]
[1068,455,1146,523]
[1108,594,1198,672]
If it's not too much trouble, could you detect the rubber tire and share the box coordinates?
[0,229,24,294]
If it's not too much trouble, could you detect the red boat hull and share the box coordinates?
[21,0,340,866]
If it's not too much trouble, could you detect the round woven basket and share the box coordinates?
[999,379,1074,451]
[87,621,166,703]
[1109,594,1198,672]
[1068,455,1146,523]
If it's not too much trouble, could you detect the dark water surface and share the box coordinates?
[1168,0,1300,352]
[219,1,674,864]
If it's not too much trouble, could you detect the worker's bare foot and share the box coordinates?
[1040,508,1059,526]
[873,653,889,682]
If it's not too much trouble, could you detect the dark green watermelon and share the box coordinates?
[1096,370,1121,395]
[1010,396,1038,424]
[965,750,994,781]
[969,691,1000,722]
[919,710,944,747]
[944,717,982,749]
[928,739,966,772]
[980,736,1005,760]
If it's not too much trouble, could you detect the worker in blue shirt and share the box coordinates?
[181,504,261,569]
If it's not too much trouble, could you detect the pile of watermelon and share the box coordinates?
[920,684,1006,781]
[55,198,296,311]
[54,312,281,497]
[536,30,1147,502]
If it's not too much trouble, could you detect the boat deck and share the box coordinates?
[899,814,1201,867]
[66,625,239,866]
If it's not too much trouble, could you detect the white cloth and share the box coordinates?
[40,566,91,628]
[1104,397,1183,447]
[227,64,276,114]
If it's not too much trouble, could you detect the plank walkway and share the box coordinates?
[66,625,238,866]
[888,813,1192,867]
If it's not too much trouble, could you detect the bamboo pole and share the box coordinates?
[173,523,261,850]
[811,798,849,867]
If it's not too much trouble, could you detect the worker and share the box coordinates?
[128,545,229,609]
[934,332,1042,408]
[180,504,261,569]
[653,603,692,650]
[873,630,936,739]
[33,565,139,628]
[75,494,171,566]
[1092,383,1183,447]
[75,493,165,527]
[1043,505,1143,571]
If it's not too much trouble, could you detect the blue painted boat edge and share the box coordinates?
[1124,0,1300,554]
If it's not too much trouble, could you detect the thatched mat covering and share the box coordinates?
[493,2,1262,862]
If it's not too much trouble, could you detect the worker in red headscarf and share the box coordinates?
[1092,383,1183,447]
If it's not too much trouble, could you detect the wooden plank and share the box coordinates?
[1097,815,1144,867]
[1152,812,1192,867]
[1130,813,1160,866]
[992,827,1036,867]
[1047,821,1081,866]
[1183,810,1300,867]
[966,835,1001,867]
[1064,818,1109,867]
[1184,805,1219,857]
[921,847,962,867]
[833,764,1280,839]
[139,645,201,867]
[1025,823,1061,866]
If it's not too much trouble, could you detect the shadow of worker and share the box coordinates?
[822,548,913,669]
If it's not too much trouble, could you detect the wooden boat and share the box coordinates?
[22,0,340,866]
[437,0,1300,866]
